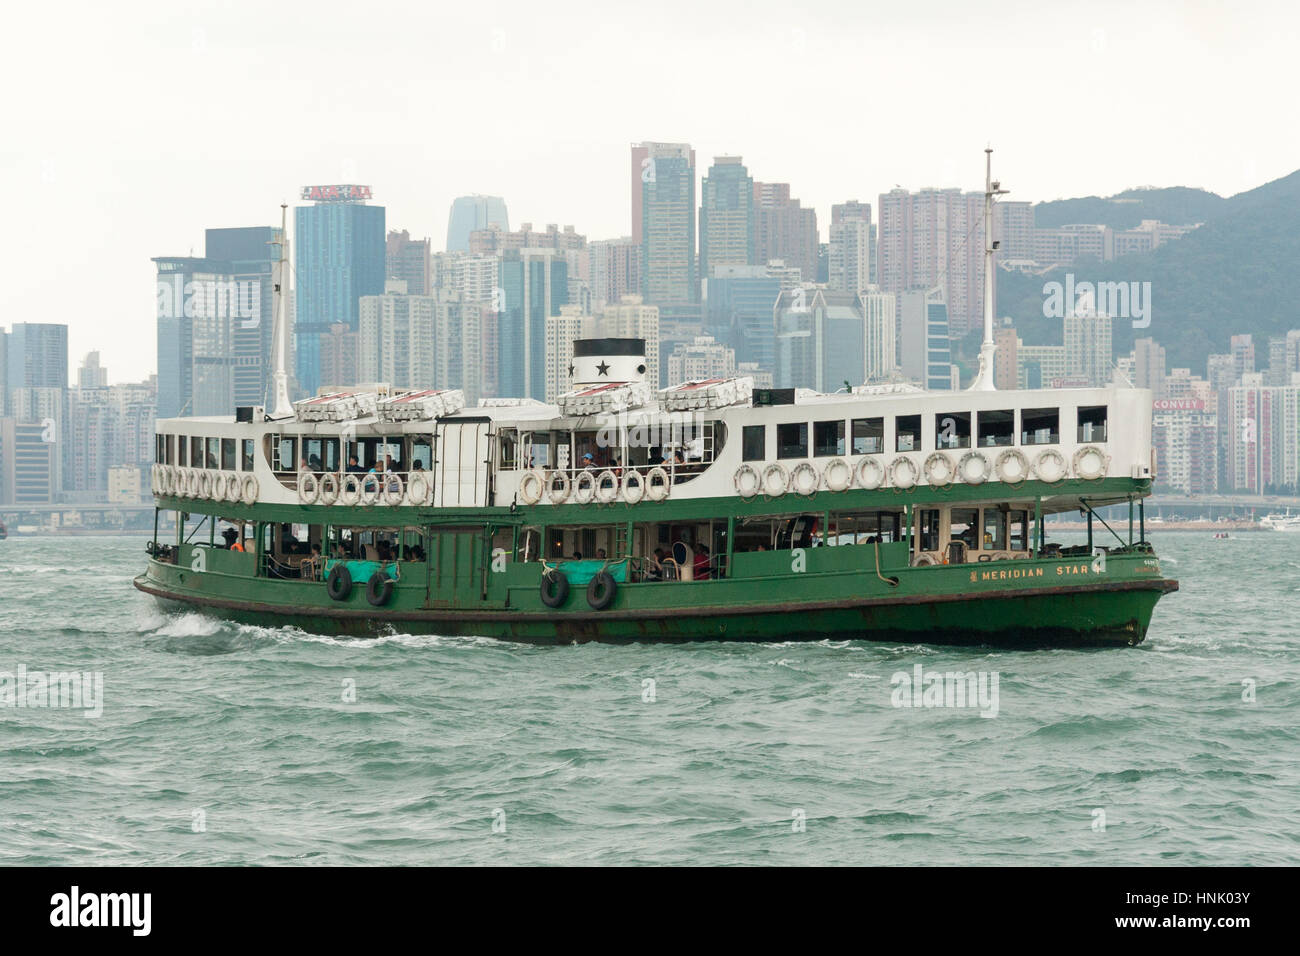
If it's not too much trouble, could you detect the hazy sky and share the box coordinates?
[3,0,1297,384]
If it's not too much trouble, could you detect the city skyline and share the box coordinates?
[4,0,1299,384]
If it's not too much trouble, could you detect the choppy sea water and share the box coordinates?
[0,532,1296,866]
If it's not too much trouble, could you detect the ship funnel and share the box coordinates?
[572,338,647,386]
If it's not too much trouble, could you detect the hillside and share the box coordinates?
[997,169,1300,372]
[1033,186,1226,229]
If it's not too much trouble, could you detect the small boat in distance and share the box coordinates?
[1260,512,1300,532]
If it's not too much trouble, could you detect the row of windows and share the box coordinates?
[741,406,1108,461]
[156,434,255,471]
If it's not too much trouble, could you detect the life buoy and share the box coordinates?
[790,462,819,496]
[518,470,544,505]
[912,552,938,566]
[225,473,242,502]
[198,470,213,498]
[734,464,761,499]
[214,471,229,502]
[1033,449,1067,483]
[187,469,202,497]
[645,466,671,502]
[995,448,1029,484]
[587,571,617,610]
[366,571,394,606]
[382,474,405,507]
[622,470,646,504]
[573,471,597,504]
[540,569,570,608]
[823,457,852,492]
[326,564,352,600]
[318,472,340,506]
[856,457,884,490]
[359,474,382,506]
[958,451,990,485]
[240,474,259,506]
[547,471,571,504]
[340,473,363,506]
[595,470,620,504]
[297,470,320,504]
[150,465,160,495]
[1073,445,1108,480]
[924,452,956,486]
[761,462,788,497]
[890,457,918,490]
[169,466,181,496]
[407,472,430,506]
[155,465,167,496]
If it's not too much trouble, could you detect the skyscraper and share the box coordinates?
[828,201,873,295]
[898,289,953,390]
[294,186,386,396]
[754,182,818,284]
[386,230,432,296]
[446,195,509,253]
[496,248,568,401]
[358,280,438,388]
[5,323,68,392]
[589,237,640,310]
[206,225,277,409]
[699,156,755,281]
[635,142,697,304]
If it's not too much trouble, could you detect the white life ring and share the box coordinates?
[1073,445,1108,480]
[958,451,990,485]
[995,448,1029,484]
[924,451,956,486]
[645,466,671,502]
[823,457,852,492]
[547,471,572,504]
[734,464,761,499]
[150,465,160,495]
[1033,448,1067,484]
[157,465,170,495]
[383,474,405,506]
[297,470,320,504]
[856,457,884,490]
[595,470,620,504]
[791,462,819,496]
[890,457,918,490]
[179,469,192,497]
[761,462,788,497]
[241,473,259,506]
[318,472,340,505]
[518,470,544,505]
[198,470,213,498]
[340,473,363,506]
[225,473,242,502]
[407,472,431,506]
[573,470,597,504]
[622,470,646,504]
[214,471,229,502]
[912,552,938,567]
[359,473,382,506]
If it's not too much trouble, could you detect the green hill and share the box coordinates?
[997,170,1300,372]
[1034,186,1226,229]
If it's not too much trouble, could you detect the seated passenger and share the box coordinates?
[693,544,712,580]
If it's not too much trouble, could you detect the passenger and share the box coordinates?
[411,460,425,472]
[572,551,583,560]
[596,548,608,560]
[346,455,365,474]
[647,547,667,581]
[412,546,426,562]
[693,543,711,580]
[582,453,595,469]
[308,454,322,471]
[221,528,240,550]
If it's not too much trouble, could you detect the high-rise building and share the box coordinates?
[597,295,660,388]
[860,287,898,383]
[667,336,736,386]
[1230,334,1256,381]
[358,280,437,387]
[898,289,953,390]
[1134,337,1167,397]
[994,325,1019,390]
[496,249,568,401]
[0,418,59,505]
[828,201,873,295]
[545,306,596,402]
[1017,344,1068,390]
[754,183,818,287]
[1152,399,1218,495]
[386,230,432,296]
[319,324,358,390]
[205,226,277,410]
[5,322,68,393]
[589,237,640,310]
[699,157,755,281]
[1064,311,1113,387]
[1227,379,1300,494]
[446,195,509,253]
[294,186,385,396]
[774,289,881,391]
[635,142,697,304]
[67,356,155,498]
[994,201,1035,263]
[704,265,783,372]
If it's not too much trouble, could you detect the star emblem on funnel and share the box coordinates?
[596,361,610,376]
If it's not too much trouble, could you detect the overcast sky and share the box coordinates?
[3,0,1297,384]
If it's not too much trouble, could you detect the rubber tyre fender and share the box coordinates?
[587,571,617,611]
[540,569,570,608]
[366,571,394,607]
[326,564,353,601]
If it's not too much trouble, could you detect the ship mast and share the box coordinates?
[969,147,1007,391]
[267,203,293,419]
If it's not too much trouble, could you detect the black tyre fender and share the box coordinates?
[587,571,616,611]
[540,569,570,608]
[366,571,394,607]
[326,564,353,601]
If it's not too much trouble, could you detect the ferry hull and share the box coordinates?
[135,572,1176,648]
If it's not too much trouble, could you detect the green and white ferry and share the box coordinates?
[135,166,1178,646]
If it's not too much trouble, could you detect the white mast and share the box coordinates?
[969,147,1007,391]
[268,203,293,419]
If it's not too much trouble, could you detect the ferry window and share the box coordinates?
[1009,511,1029,551]
[950,508,979,549]
[221,439,236,471]
[935,412,971,450]
[1021,408,1060,445]
[1078,405,1108,442]
[813,420,845,457]
[982,509,1007,550]
[321,437,340,472]
[742,425,765,461]
[775,514,819,549]
[191,437,203,467]
[851,417,884,455]
[241,439,254,472]
[895,415,921,452]
[828,510,902,544]
[499,429,519,470]
[166,434,175,465]
[177,436,188,467]
[976,409,1015,447]
[303,438,324,471]
[154,435,163,464]
[274,436,296,472]
[776,422,808,459]
[412,437,433,471]
[917,508,940,552]
[206,437,220,469]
